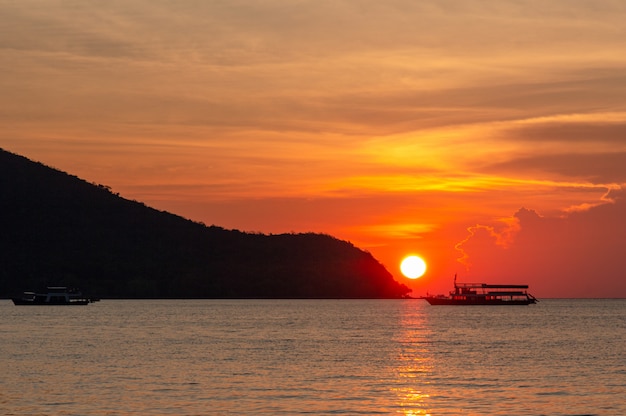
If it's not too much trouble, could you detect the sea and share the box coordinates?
[1,299,624,415]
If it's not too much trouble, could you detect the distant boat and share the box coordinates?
[12,287,99,305]
[422,275,537,305]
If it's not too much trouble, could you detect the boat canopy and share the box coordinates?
[456,283,529,289]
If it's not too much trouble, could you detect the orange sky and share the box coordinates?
[3,1,626,297]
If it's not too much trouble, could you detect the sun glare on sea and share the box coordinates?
[400,255,427,279]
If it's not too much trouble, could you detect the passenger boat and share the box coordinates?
[422,276,537,305]
[11,287,98,305]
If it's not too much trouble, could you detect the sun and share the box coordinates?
[400,255,427,279]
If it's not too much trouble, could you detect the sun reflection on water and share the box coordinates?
[392,302,434,415]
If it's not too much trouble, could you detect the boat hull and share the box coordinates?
[12,298,91,305]
[423,296,536,305]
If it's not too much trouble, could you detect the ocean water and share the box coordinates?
[1,299,624,415]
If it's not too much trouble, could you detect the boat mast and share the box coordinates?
[453,273,459,294]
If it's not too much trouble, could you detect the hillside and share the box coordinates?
[0,148,410,298]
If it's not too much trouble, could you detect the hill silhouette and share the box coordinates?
[0,148,410,299]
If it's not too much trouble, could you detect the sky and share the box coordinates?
[2,0,626,297]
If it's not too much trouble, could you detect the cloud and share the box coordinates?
[454,186,626,297]
[484,151,626,184]
[455,216,521,269]
[476,116,626,184]
[505,120,626,145]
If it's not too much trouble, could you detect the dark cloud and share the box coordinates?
[504,122,626,144]
[484,151,626,183]
[480,119,626,183]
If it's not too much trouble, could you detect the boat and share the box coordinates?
[422,275,537,305]
[11,287,98,305]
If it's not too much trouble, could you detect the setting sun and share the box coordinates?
[400,255,427,279]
